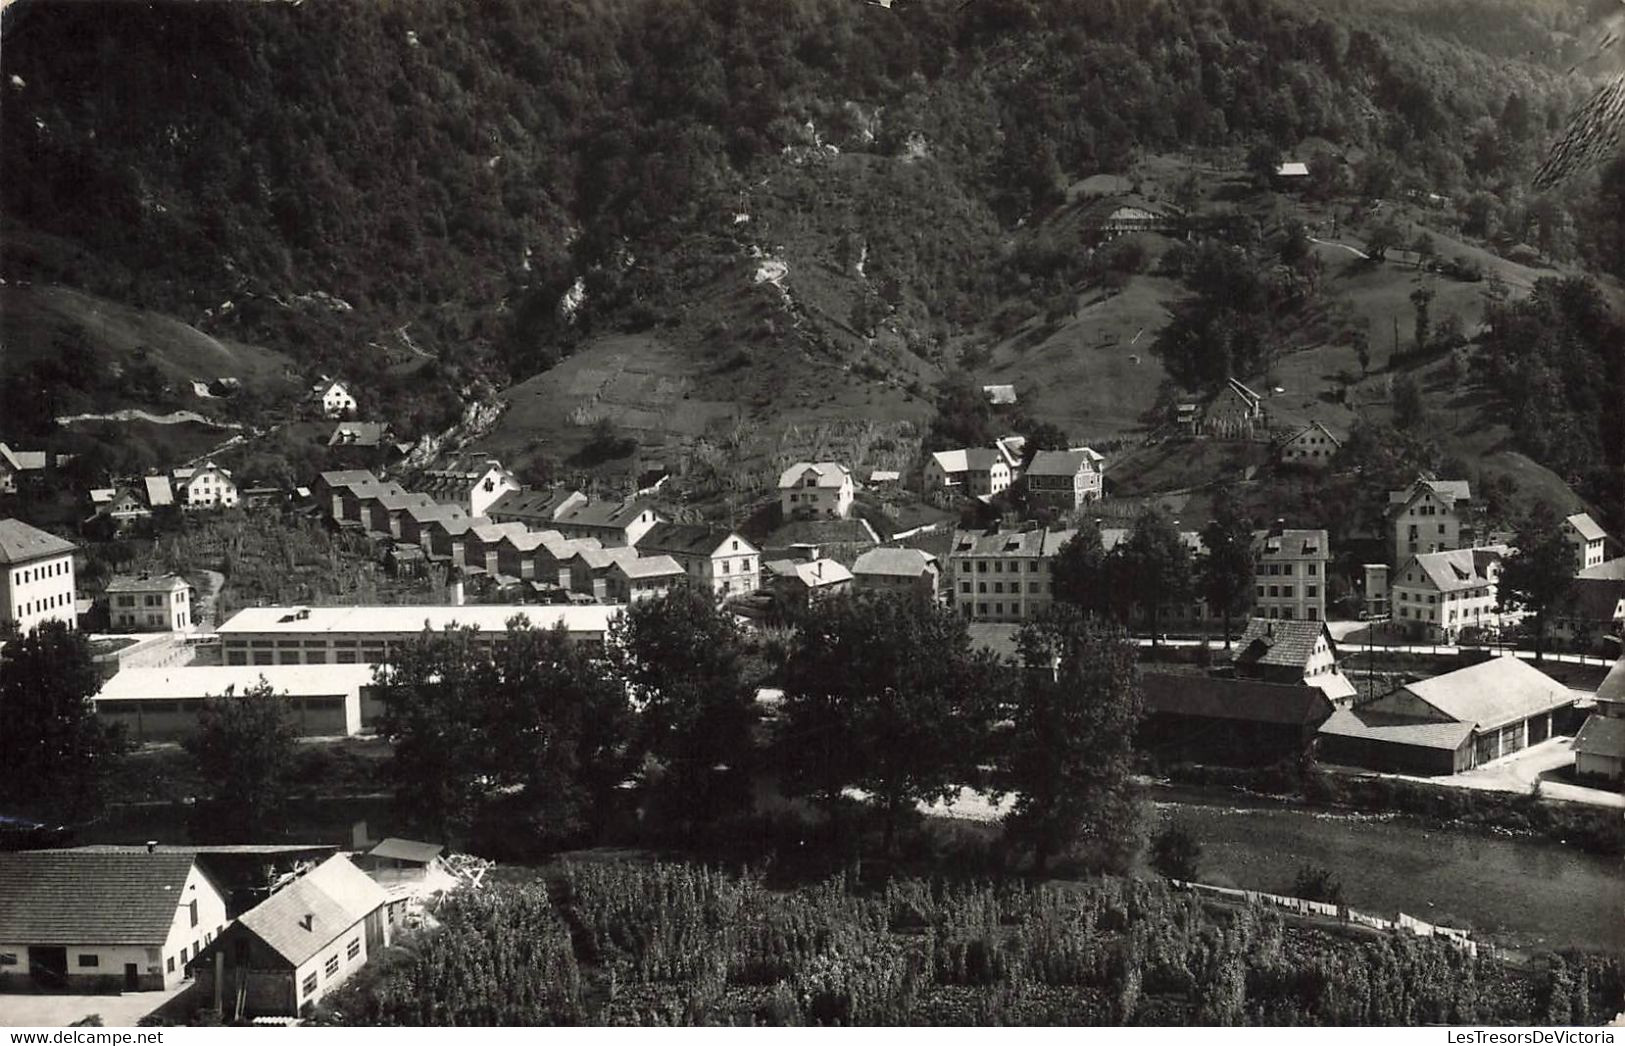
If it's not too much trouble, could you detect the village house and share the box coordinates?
[1205,378,1265,440]
[765,557,853,609]
[1,518,77,636]
[851,547,940,602]
[564,546,642,602]
[215,604,619,666]
[172,462,239,510]
[1024,448,1105,512]
[924,448,1012,503]
[336,480,410,529]
[1574,655,1625,782]
[1388,474,1474,566]
[419,514,483,564]
[1278,421,1343,467]
[494,529,573,585]
[98,487,154,530]
[636,523,760,597]
[1230,617,1357,704]
[106,573,193,632]
[1318,657,1575,775]
[1253,526,1330,622]
[1548,578,1625,655]
[0,848,229,992]
[397,501,470,549]
[608,555,686,603]
[313,470,382,520]
[197,854,388,1019]
[94,664,378,742]
[0,442,54,495]
[485,487,588,529]
[361,491,438,539]
[947,526,1077,623]
[1076,196,1183,242]
[313,378,358,418]
[981,384,1018,406]
[445,519,527,572]
[553,498,664,548]
[418,455,521,518]
[327,421,391,450]
[1562,512,1608,573]
[1391,545,1509,643]
[778,461,855,520]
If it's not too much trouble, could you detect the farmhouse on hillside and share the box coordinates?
[778,461,855,520]
[1279,421,1343,467]
[1023,448,1105,512]
[313,379,357,418]
[1388,474,1474,566]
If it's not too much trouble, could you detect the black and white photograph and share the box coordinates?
[0,0,1623,1031]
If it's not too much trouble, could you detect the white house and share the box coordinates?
[924,448,1012,503]
[1392,546,1510,642]
[1563,513,1607,574]
[1024,448,1105,512]
[314,379,358,418]
[173,462,239,510]
[0,518,77,635]
[1279,421,1343,467]
[635,524,760,597]
[1388,475,1473,566]
[0,848,230,992]
[778,461,855,520]
[1252,527,1331,623]
[418,455,521,518]
[947,526,1077,623]
[106,573,193,632]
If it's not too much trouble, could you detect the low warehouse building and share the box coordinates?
[1138,672,1334,767]
[1318,657,1575,776]
[95,664,379,742]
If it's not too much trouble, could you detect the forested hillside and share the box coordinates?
[2,0,1621,515]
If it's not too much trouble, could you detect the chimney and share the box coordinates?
[300,914,314,931]
[146,840,158,854]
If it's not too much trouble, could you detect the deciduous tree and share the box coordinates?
[1051,520,1111,616]
[1199,488,1256,647]
[1497,502,1577,661]
[185,677,298,840]
[1116,509,1194,644]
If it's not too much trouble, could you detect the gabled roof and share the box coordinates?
[612,554,685,579]
[1574,715,1625,760]
[570,546,641,572]
[778,461,851,490]
[1595,653,1625,706]
[556,498,657,531]
[372,492,436,513]
[0,518,76,564]
[1401,547,1505,593]
[770,558,853,589]
[88,488,115,505]
[144,475,175,507]
[0,849,204,944]
[366,838,443,865]
[1231,617,1335,672]
[852,547,939,578]
[105,573,191,595]
[931,447,1007,474]
[403,501,466,524]
[1026,448,1103,478]
[1226,377,1262,407]
[1256,528,1328,558]
[1139,673,1333,727]
[465,521,526,544]
[1565,513,1607,543]
[0,442,48,471]
[638,522,752,558]
[1274,161,1310,178]
[950,527,1075,558]
[317,469,379,489]
[237,854,387,967]
[486,487,585,522]
[1318,707,1476,751]
[1580,557,1625,580]
[1400,657,1572,732]
[1284,421,1343,447]
[1388,475,1471,508]
[328,422,390,447]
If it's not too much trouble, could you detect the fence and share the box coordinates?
[1172,880,1483,958]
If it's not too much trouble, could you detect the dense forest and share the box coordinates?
[2,0,1618,384]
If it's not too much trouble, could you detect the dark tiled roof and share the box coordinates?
[0,850,201,944]
[1140,672,1332,727]
[487,488,582,522]
[638,522,737,556]
[1231,618,1331,671]
[0,518,76,564]
[557,499,654,530]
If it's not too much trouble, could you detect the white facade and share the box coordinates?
[175,464,238,510]
[1280,423,1342,467]
[320,381,357,417]
[108,575,192,632]
[1564,514,1607,573]
[1392,548,1507,642]
[1252,529,1330,622]
[1390,478,1471,566]
[778,462,854,520]
[1,520,77,636]
[947,527,1075,623]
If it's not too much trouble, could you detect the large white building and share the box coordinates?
[635,524,760,597]
[1252,527,1330,622]
[215,604,620,666]
[1563,513,1607,573]
[947,526,1076,623]
[1388,475,1473,566]
[1392,546,1509,642]
[172,463,238,511]
[106,573,193,632]
[95,664,379,742]
[0,518,77,636]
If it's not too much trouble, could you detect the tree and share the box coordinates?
[1051,520,1111,616]
[1247,141,1283,188]
[1290,863,1345,905]
[778,593,1000,854]
[1353,330,1372,376]
[1497,502,1577,661]
[1392,372,1427,431]
[1115,509,1193,644]
[0,621,125,822]
[1150,817,1203,881]
[1018,420,1070,466]
[184,678,298,840]
[1199,488,1256,647]
[1365,216,1403,261]
[1410,286,1434,354]
[999,605,1143,874]
[610,585,758,833]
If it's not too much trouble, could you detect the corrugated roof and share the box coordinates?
[366,838,443,864]
[1231,618,1333,671]
[777,461,851,489]
[0,518,76,564]
[1402,657,1572,732]
[238,855,387,967]
[0,850,202,944]
[852,547,938,578]
[1566,513,1607,543]
[1140,673,1333,727]
[1318,707,1476,751]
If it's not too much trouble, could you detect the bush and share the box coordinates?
[1149,818,1202,881]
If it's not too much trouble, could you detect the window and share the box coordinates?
[167,956,175,974]
[1307,585,1318,597]
[1256,586,1264,597]
[960,582,971,594]
[78,954,100,968]
[1307,563,1317,576]
[347,939,361,961]
[303,972,318,996]
[325,955,340,978]
[977,582,986,594]
[1282,585,1294,597]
